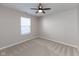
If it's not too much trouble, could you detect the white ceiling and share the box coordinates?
[0,3,78,16]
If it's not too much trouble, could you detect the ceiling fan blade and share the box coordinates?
[31,8,38,10]
[42,8,51,10]
[42,10,45,14]
[35,11,38,13]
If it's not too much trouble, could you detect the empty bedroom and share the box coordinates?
[0,3,79,56]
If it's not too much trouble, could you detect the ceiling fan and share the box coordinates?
[31,3,51,14]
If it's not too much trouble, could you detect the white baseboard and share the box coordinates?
[0,35,79,51]
[40,36,79,49]
[0,35,39,50]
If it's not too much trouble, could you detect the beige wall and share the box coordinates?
[39,8,79,46]
[77,6,79,46]
[0,5,38,48]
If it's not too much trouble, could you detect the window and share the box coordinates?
[21,16,31,35]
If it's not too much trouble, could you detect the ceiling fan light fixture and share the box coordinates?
[38,10,42,13]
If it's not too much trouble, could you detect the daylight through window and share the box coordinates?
[21,17,31,35]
